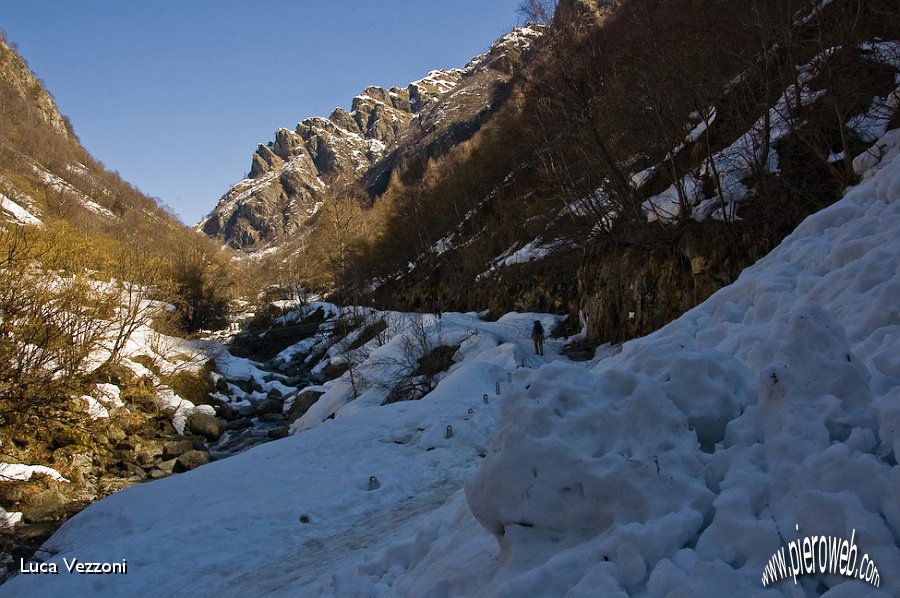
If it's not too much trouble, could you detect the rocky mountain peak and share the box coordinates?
[198,26,543,250]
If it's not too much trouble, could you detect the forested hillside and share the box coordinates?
[0,34,236,333]
[203,0,899,350]
[0,32,239,566]
[358,0,900,340]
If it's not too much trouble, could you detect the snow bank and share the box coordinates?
[467,361,713,578]
[77,381,124,422]
[403,130,900,594]
[308,130,900,595]
[80,395,109,420]
[0,507,22,529]
[3,308,571,597]
[0,463,69,483]
[0,193,42,226]
[293,311,560,434]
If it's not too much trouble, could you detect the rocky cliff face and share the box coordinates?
[198,27,543,250]
[0,36,70,140]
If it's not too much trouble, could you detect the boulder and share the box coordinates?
[322,362,349,382]
[255,399,282,416]
[104,422,127,444]
[175,450,211,472]
[98,478,134,495]
[186,412,224,442]
[49,449,93,486]
[156,458,178,474]
[120,462,147,481]
[208,395,236,420]
[231,377,256,394]
[214,376,229,393]
[117,410,151,434]
[286,389,325,424]
[69,453,94,485]
[156,419,177,436]
[23,490,69,522]
[134,440,164,466]
[162,439,195,459]
[268,427,289,440]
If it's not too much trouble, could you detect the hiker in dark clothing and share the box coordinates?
[531,320,544,355]
[432,299,443,320]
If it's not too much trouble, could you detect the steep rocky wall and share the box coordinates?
[373,249,582,320]
[577,214,801,344]
[199,27,544,251]
[373,202,807,349]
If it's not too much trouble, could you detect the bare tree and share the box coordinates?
[99,236,166,368]
[167,234,234,333]
[518,0,558,25]
[0,226,117,427]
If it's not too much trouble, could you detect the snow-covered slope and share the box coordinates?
[8,130,900,596]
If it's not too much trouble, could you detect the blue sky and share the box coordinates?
[1,1,525,225]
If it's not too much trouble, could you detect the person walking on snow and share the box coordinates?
[531,320,545,356]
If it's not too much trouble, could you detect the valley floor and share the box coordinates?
[5,130,900,596]
[4,312,580,597]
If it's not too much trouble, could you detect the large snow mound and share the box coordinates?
[332,132,900,596]
[424,131,900,595]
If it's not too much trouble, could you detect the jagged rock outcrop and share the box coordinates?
[198,27,543,250]
[0,36,70,139]
[175,450,211,472]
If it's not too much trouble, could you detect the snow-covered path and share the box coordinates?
[4,312,579,597]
